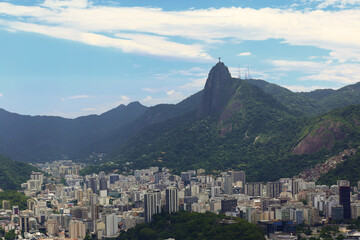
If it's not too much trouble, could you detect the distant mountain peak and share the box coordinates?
[198,62,233,117]
[127,101,144,108]
[207,62,232,84]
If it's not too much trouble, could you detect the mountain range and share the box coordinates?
[1,62,360,184]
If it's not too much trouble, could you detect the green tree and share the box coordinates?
[4,230,16,240]
[138,228,157,240]
[336,234,345,240]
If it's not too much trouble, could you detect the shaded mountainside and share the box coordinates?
[1,60,360,178]
[198,62,235,117]
[73,91,203,159]
[0,102,147,162]
[118,211,265,240]
[0,154,37,190]
[245,79,360,116]
[104,99,318,181]
[0,91,203,163]
[92,64,360,182]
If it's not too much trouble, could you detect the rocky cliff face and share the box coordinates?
[293,120,346,154]
[197,62,233,117]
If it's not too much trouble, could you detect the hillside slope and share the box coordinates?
[246,79,360,116]
[1,62,360,167]
[0,154,37,190]
[0,102,148,162]
[97,64,360,182]
[0,91,203,163]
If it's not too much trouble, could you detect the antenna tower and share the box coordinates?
[247,65,251,80]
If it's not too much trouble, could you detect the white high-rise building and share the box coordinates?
[223,175,233,194]
[166,187,179,213]
[30,172,44,185]
[105,214,118,237]
[144,192,160,223]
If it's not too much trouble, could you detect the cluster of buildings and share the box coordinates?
[1,160,360,239]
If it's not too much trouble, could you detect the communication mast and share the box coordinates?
[247,65,251,80]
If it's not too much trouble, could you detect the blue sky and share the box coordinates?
[1,0,360,118]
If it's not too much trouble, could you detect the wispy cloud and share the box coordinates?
[78,95,132,115]
[42,0,89,9]
[237,52,252,56]
[0,93,3,97]
[141,90,186,106]
[1,1,360,63]
[171,67,207,77]
[81,107,96,112]
[67,94,94,100]
[270,59,360,84]
[142,88,160,93]
[304,0,360,9]
[121,95,129,100]
[142,95,153,102]
[179,78,207,91]
[228,67,272,80]
[166,90,175,96]
[282,85,334,92]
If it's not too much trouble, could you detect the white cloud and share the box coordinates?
[180,78,207,90]
[140,91,186,106]
[282,85,334,92]
[270,59,360,84]
[121,95,129,100]
[142,88,159,93]
[67,94,93,100]
[237,52,252,56]
[114,33,212,61]
[0,93,3,97]
[270,60,323,72]
[76,96,132,116]
[0,20,211,61]
[171,67,207,77]
[308,56,318,60]
[306,0,360,9]
[166,90,175,96]
[228,67,272,80]
[81,107,96,111]
[1,2,360,63]
[40,110,85,119]
[142,96,153,102]
[42,0,89,9]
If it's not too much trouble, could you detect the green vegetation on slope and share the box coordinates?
[98,81,328,182]
[297,104,360,186]
[0,190,29,210]
[0,154,37,190]
[94,97,360,183]
[118,211,264,240]
[246,79,360,116]
[317,151,360,186]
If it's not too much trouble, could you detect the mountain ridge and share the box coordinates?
[1,62,360,171]
[87,63,360,183]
